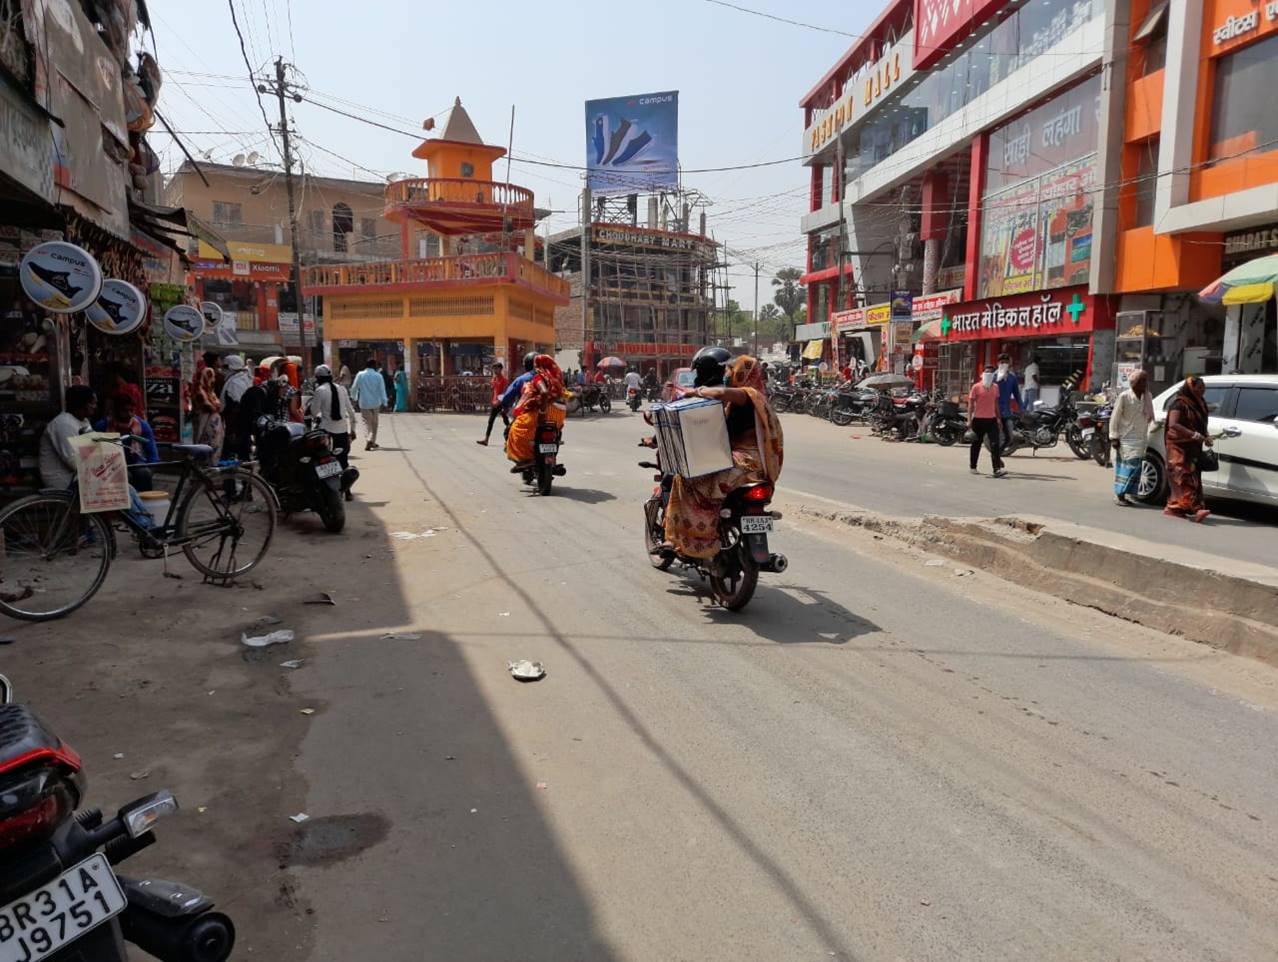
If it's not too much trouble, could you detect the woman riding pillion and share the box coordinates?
[505,354,569,472]
[662,348,784,558]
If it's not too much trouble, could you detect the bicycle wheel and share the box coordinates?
[0,494,112,621]
[178,470,276,580]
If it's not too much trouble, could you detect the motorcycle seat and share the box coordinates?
[167,443,215,459]
[0,704,80,775]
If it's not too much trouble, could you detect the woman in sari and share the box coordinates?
[191,366,225,460]
[663,355,784,559]
[505,354,567,467]
[1164,375,1214,523]
[394,368,409,412]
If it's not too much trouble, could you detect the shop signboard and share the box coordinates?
[591,224,712,255]
[795,321,832,340]
[804,35,915,157]
[0,72,55,204]
[278,312,317,338]
[163,305,205,343]
[86,280,146,335]
[940,285,1113,341]
[1223,225,1278,259]
[19,242,102,313]
[585,91,678,195]
[200,301,224,331]
[833,303,891,332]
[911,289,961,322]
[890,289,913,319]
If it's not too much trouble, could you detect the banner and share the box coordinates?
[71,434,129,513]
[585,91,678,195]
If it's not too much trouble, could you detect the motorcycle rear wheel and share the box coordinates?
[709,550,759,611]
[932,422,959,446]
[1066,426,1090,460]
[830,406,855,427]
[643,498,673,570]
[599,396,611,414]
[317,484,346,533]
[536,462,554,496]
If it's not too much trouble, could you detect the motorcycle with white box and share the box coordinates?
[640,397,786,611]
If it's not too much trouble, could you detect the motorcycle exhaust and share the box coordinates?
[120,904,236,962]
[760,553,788,574]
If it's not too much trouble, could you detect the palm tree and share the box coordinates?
[771,267,806,334]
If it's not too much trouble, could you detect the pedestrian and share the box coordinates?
[1163,375,1214,523]
[351,357,389,450]
[393,366,409,412]
[1108,369,1153,506]
[968,364,1006,478]
[191,366,225,461]
[337,362,353,390]
[381,363,396,413]
[1022,355,1041,410]
[476,361,509,446]
[219,355,253,466]
[306,364,357,500]
[995,352,1021,452]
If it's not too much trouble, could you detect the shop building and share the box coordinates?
[303,101,567,384]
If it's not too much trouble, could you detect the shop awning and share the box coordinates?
[801,339,825,360]
[1198,254,1278,305]
[129,200,231,261]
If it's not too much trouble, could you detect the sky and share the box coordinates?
[148,0,877,312]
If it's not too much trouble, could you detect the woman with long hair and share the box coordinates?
[505,354,567,467]
[191,366,225,460]
[663,355,784,559]
[1164,375,1214,523]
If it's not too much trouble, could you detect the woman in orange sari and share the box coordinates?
[505,354,568,467]
[663,355,784,558]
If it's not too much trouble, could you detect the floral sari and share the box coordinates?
[506,355,567,463]
[663,356,784,559]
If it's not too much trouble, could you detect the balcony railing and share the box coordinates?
[385,178,535,219]
[305,252,569,300]
[203,222,401,259]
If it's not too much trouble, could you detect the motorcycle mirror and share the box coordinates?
[0,674,11,704]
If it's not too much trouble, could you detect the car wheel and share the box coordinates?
[1134,452,1166,504]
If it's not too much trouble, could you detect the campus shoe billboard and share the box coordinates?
[585,91,679,195]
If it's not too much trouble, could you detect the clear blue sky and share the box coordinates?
[150,0,875,310]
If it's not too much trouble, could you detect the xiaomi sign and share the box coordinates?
[914,0,1011,70]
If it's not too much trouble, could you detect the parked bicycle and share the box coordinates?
[0,438,276,621]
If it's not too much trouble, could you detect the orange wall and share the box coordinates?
[428,145,500,181]
[1116,227,1222,293]
[1125,70,1163,144]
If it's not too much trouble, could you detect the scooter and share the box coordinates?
[0,675,235,962]
[253,416,358,532]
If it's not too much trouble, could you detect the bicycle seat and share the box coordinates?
[168,443,215,459]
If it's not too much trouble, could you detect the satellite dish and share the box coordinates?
[247,151,261,165]
[231,154,246,167]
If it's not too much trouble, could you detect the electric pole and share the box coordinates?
[261,58,309,371]
[753,261,760,357]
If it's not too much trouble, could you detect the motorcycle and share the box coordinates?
[638,443,786,612]
[828,387,877,427]
[253,415,358,532]
[0,675,235,962]
[921,395,966,446]
[870,391,926,441]
[517,414,566,496]
[626,386,642,412]
[1082,403,1113,467]
[568,383,610,415]
[1000,394,1086,457]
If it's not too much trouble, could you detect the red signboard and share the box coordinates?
[914,0,1011,70]
[941,285,1114,341]
[586,341,698,358]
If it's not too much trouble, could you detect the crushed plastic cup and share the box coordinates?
[241,629,295,648]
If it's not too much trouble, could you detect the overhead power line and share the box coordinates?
[225,0,279,157]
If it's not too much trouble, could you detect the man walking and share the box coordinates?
[351,357,389,450]
[995,352,1021,453]
[1109,369,1154,505]
[476,361,510,446]
[1022,355,1040,410]
[968,364,1007,478]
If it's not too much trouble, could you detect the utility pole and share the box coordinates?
[580,187,591,367]
[753,261,761,357]
[263,58,309,371]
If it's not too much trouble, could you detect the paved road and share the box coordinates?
[288,414,1278,962]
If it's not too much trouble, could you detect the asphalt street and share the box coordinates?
[285,412,1278,962]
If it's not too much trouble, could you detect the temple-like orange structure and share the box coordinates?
[308,99,567,381]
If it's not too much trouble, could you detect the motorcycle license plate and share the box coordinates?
[538,444,558,454]
[1081,428,1095,439]
[0,854,126,962]
[315,460,342,479]
[740,516,774,535]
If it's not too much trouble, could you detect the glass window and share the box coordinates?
[1133,137,1159,228]
[1162,384,1229,413]
[1234,387,1278,423]
[460,162,475,178]
[211,201,242,225]
[1209,33,1278,162]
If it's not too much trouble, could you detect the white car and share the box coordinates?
[1135,374,1278,507]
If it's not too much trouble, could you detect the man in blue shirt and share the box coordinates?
[995,352,1021,453]
[350,357,389,450]
[94,392,159,491]
[498,352,538,417]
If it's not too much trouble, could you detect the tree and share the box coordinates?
[755,304,786,345]
[771,267,806,332]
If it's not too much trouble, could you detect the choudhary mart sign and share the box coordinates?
[941,286,1111,340]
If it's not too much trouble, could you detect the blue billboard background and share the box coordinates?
[585,91,679,195]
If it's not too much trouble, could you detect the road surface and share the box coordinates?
[5,411,1275,962]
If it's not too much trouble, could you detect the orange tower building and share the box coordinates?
[307,99,568,386]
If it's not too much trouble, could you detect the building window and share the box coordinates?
[1132,138,1159,228]
[460,162,475,178]
[212,201,242,225]
[1209,33,1278,162]
[1133,1,1168,75]
[332,202,353,253]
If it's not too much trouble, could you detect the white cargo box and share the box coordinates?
[652,397,733,478]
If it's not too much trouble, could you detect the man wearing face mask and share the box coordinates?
[968,364,1006,477]
[994,352,1021,453]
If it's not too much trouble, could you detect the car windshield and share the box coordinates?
[675,371,695,387]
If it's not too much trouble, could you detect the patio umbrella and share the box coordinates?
[596,356,627,369]
[859,373,915,390]
[912,318,944,342]
[1198,253,1278,305]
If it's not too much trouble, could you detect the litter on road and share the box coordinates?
[129,769,150,781]
[381,631,423,640]
[241,629,295,648]
[279,659,305,669]
[299,707,316,715]
[508,660,546,682]
[303,592,337,606]
[289,813,310,824]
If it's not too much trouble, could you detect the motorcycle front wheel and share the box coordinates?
[599,395,612,414]
[1066,426,1090,460]
[643,498,673,570]
[317,483,346,533]
[830,406,855,427]
[932,422,959,446]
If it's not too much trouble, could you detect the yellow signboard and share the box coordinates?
[196,240,293,263]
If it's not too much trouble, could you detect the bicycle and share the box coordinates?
[0,438,277,622]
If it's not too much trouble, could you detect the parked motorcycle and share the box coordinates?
[1000,395,1086,457]
[870,391,926,441]
[254,415,358,532]
[921,395,966,446]
[1076,402,1113,467]
[516,415,566,496]
[638,445,786,612]
[0,675,235,962]
[829,387,877,427]
[568,383,610,415]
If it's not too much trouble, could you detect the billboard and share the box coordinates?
[585,91,678,195]
[914,0,1011,70]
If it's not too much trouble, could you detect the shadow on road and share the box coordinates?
[549,486,618,504]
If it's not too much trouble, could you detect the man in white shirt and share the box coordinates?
[1108,369,1154,506]
[306,364,357,500]
[1022,356,1041,410]
[623,369,642,392]
[39,385,97,490]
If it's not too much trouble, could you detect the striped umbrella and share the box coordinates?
[1198,253,1278,305]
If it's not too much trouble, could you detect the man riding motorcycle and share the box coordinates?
[505,354,568,472]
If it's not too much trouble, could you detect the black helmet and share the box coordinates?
[691,346,732,388]
[523,352,537,372]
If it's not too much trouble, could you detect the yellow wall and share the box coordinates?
[322,285,556,344]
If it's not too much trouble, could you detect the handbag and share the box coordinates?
[1199,448,1219,472]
